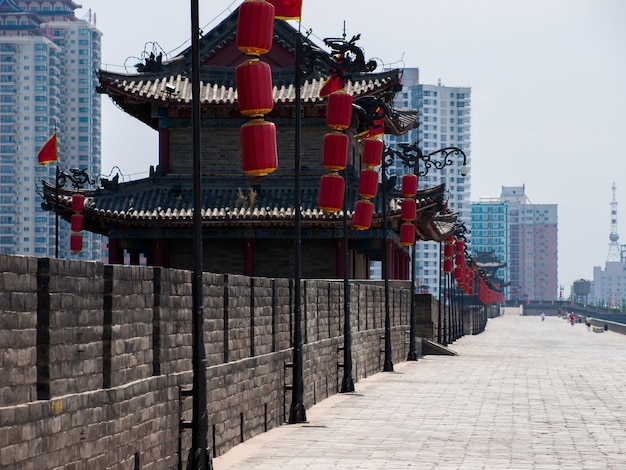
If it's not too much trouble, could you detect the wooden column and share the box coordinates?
[335,238,344,278]
[244,238,255,277]
[158,128,170,174]
[108,237,123,264]
[153,238,167,267]
[129,250,140,266]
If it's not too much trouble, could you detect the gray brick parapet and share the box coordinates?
[0,254,425,468]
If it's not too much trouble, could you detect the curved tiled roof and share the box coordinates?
[97,69,403,108]
[95,5,415,134]
[41,175,446,235]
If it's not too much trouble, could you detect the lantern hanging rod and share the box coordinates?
[382,143,469,178]
[297,34,377,79]
[56,167,96,190]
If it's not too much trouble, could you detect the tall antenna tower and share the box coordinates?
[607,182,621,262]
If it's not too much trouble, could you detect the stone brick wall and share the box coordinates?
[0,254,420,469]
[168,124,330,176]
[0,255,38,405]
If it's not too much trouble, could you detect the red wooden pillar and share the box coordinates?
[404,250,410,280]
[335,238,344,278]
[387,239,395,280]
[158,128,170,174]
[395,246,401,280]
[153,238,167,267]
[129,250,140,266]
[244,238,255,276]
[108,237,123,264]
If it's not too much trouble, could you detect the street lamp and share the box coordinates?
[187,1,210,467]
[340,166,355,393]
[379,151,395,371]
[291,32,376,419]
[380,142,468,357]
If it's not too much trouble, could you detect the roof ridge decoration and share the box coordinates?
[124,6,324,79]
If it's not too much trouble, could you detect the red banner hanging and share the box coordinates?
[267,0,302,20]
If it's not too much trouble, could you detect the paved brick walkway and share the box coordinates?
[213,314,626,469]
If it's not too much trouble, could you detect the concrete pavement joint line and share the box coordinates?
[213,316,626,469]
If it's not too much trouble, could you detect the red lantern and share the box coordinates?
[400,198,416,221]
[444,243,454,258]
[399,223,415,246]
[401,173,418,197]
[326,91,353,130]
[454,240,464,254]
[362,137,383,168]
[240,119,278,176]
[455,253,465,267]
[236,0,275,56]
[358,168,378,199]
[454,266,464,281]
[70,233,82,253]
[71,214,83,232]
[352,200,374,230]
[318,173,345,213]
[72,193,85,213]
[322,132,349,171]
[443,258,453,273]
[236,58,274,117]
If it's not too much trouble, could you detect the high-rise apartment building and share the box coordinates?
[470,197,510,295]
[380,68,471,296]
[497,186,558,302]
[471,187,558,302]
[0,1,101,259]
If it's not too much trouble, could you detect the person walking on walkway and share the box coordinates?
[586,315,592,331]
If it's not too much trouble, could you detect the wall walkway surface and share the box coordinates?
[0,254,418,469]
[214,314,626,469]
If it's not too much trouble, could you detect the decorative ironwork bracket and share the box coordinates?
[383,142,468,178]
[56,167,95,190]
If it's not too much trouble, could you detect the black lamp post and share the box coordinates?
[380,152,395,371]
[188,1,210,467]
[340,167,355,392]
[380,143,468,356]
[290,32,376,419]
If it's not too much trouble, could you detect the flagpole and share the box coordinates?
[55,164,59,258]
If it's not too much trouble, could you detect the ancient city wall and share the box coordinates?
[0,254,416,469]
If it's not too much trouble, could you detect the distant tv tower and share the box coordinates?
[607,182,621,262]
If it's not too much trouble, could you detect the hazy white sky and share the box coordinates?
[76,0,626,295]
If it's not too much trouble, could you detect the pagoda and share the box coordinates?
[41,7,455,279]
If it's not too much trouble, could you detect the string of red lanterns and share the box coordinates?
[450,237,504,304]
[399,173,417,247]
[317,90,353,213]
[236,0,278,177]
[70,193,84,254]
[352,137,383,230]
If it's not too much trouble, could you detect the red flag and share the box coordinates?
[38,132,58,165]
[267,0,302,20]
